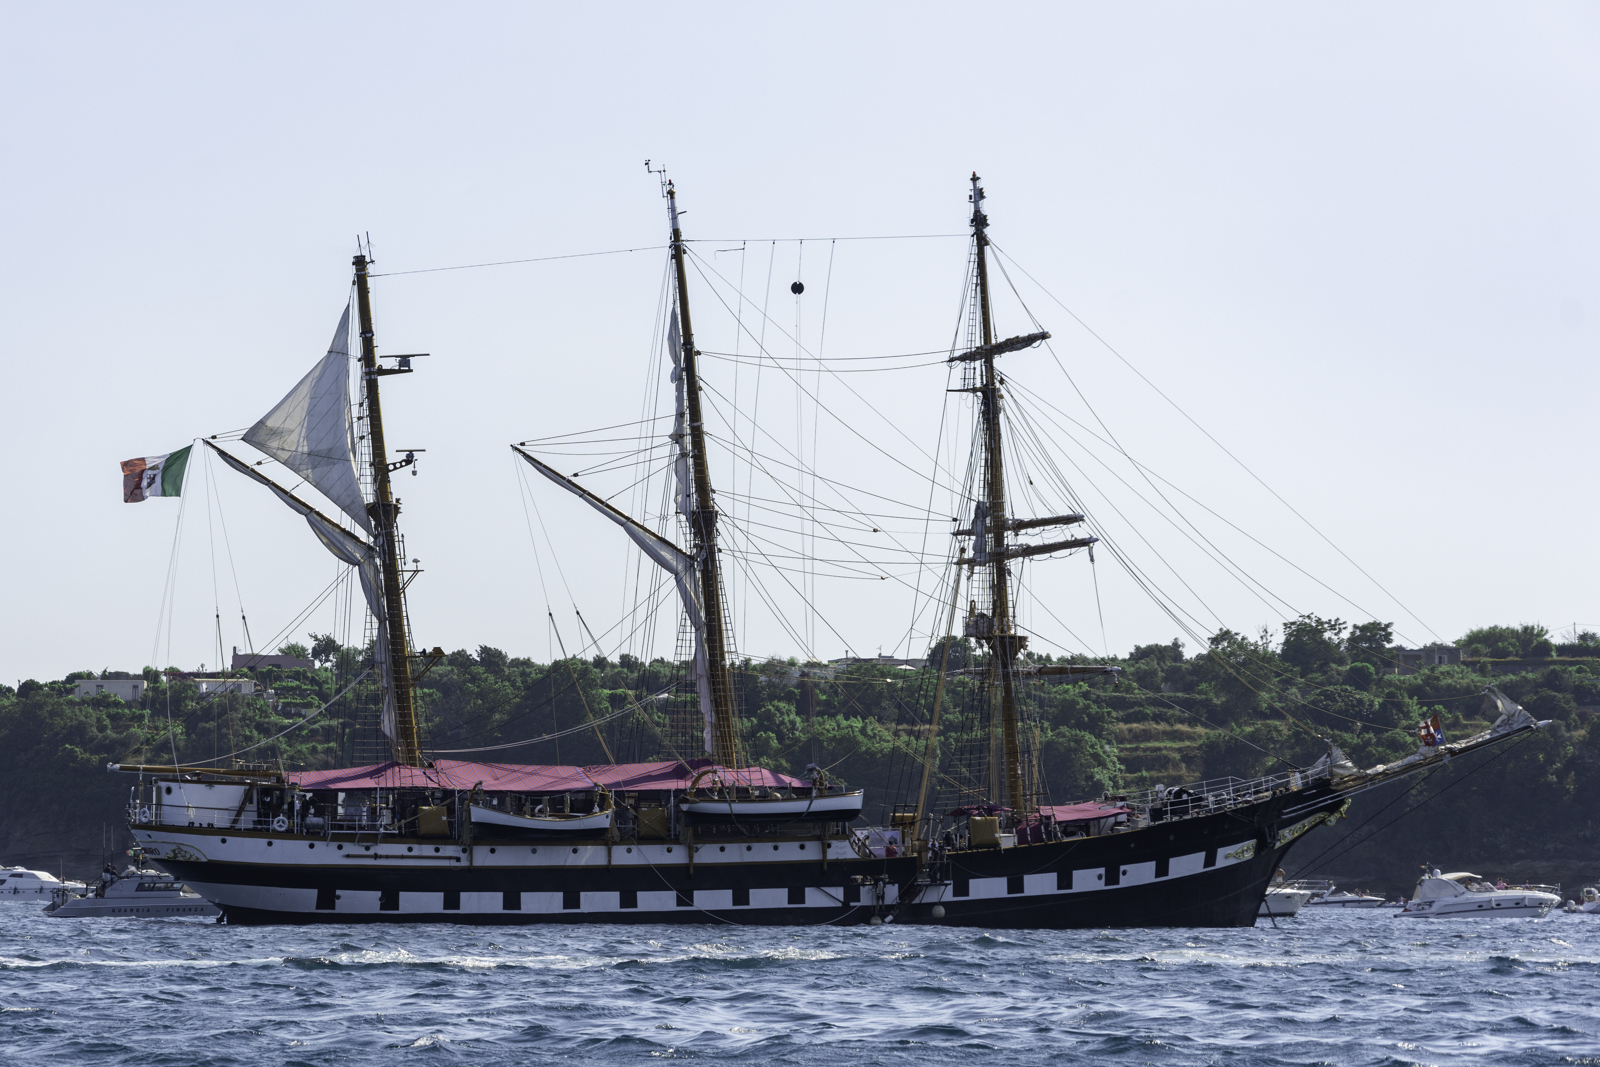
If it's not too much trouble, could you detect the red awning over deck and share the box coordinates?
[1037,801,1132,824]
[290,758,808,793]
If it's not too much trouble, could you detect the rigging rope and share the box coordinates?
[988,240,1442,644]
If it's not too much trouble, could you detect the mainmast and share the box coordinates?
[354,255,424,767]
[665,182,742,769]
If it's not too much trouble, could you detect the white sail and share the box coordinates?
[513,447,717,755]
[668,310,693,524]
[664,309,714,751]
[242,306,371,534]
[205,442,399,745]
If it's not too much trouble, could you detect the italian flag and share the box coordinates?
[122,445,191,503]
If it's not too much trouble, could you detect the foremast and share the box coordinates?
[665,182,743,769]
[354,255,423,767]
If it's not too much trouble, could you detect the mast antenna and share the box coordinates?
[646,159,670,197]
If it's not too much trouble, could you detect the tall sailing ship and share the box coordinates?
[116,177,1545,927]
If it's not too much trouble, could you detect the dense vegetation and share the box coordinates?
[3,618,1596,896]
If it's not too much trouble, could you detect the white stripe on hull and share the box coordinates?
[186,882,894,916]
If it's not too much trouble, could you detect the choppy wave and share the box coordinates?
[0,904,1596,1065]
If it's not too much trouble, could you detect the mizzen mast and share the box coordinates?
[969,175,1027,813]
[665,181,743,769]
[954,174,1100,815]
[354,254,424,767]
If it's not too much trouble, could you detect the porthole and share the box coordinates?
[1121,869,1128,876]
[267,841,274,848]
[666,847,673,853]
[164,786,172,796]
[337,844,343,851]
[719,846,726,852]
[530,848,538,854]
[490,847,496,854]
[434,846,440,853]
[745,845,752,851]
[1096,873,1103,881]
[220,838,227,844]
[406,846,413,853]
[800,844,806,851]
[626,847,633,853]
[308,843,315,850]
[572,847,578,854]
[772,844,779,851]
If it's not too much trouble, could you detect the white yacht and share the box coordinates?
[0,866,85,900]
[1304,882,1385,908]
[1397,871,1559,918]
[45,862,220,919]
[1259,885,1314,917]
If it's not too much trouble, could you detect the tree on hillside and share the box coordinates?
[1198,629,1273,720]
[1346,621,1395,669]
[1280,615,1347,675]
[1459,624,1549,659]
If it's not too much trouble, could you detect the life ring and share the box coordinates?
[138,808,151,823]
[271,815,289,833]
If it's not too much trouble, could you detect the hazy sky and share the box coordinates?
[5,3,1598,684]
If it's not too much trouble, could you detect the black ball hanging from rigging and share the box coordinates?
[790,281,804,295]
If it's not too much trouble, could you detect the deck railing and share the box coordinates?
[1122,768,1313,819]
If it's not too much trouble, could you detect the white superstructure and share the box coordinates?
[0,866,85,900]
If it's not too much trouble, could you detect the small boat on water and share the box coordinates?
[0,866,86,900]
[1397,870,1559,919]
[1307,888,1385,909]
[45,859,220,919]
[1259,885,1313,917]
[1563,887,1600,914]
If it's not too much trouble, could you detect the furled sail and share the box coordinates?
[667,310,693,524]
[204,442,399,744]
[512,446,717,755]
[242,306,371,534]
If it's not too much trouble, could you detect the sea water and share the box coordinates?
[1,906,1595,1066]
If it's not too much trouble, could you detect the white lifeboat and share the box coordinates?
[678,789,865,820]
[469,803,614,835]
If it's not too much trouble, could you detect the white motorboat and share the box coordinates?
[469,802,614,835]
[1563,887,1600,914]
[1306,888,1385,909]
[1397,871,1559,918]
[45,863,220,919]
[678,788,865,820]
[0,866,86,900]
[1259,885,1313,917]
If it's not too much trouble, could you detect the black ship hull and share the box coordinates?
[900,788,1347,929]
